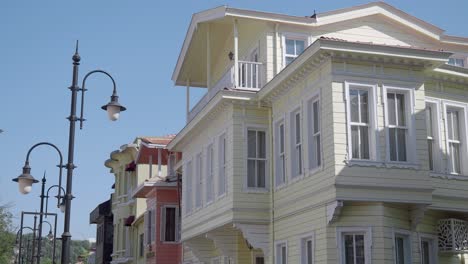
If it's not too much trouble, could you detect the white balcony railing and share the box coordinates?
[438,218,468,253]
[187,61,263,123]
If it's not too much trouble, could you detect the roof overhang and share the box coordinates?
[132,180,177,198]
[172,2,468,87]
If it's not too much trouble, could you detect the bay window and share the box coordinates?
[426,105,435,170]
[275,241,287,264]
[275,120,286,187]
[393,231,411,264]
[346,83,377,161]
[308,96,321,170]
[338,227,371,264]
[247,128,267,188]
[291,110,303,178]
[446,108,463,174]
[161,205,179,242]
[300,234,314,264]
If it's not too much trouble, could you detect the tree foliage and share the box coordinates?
[0,205,15,264]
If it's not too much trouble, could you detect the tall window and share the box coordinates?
[185,161,193,215]
[386,91,409,162]
[218,134,226,196]
[275,242,287,264]
[349,89,370,160]
[275,121,286,187]
[161,206,178,242]
[420,237,436,264]
[425,104,436,171]
[145,209,155,245]
[291,110,302,178]
[247,129,267,188]
[300,235,314,264]
[206,144,214,203]
[284,38,305,65]
[394,233,411,264]
[343,233,365,264]
[446,109,462,174]
[139,233,144,257]
[308,96,321,169]
[195,153,203,208]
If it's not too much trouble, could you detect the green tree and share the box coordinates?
[0,205,15,264]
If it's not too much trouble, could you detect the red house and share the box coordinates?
[132,136,182,264]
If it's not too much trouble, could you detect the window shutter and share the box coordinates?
[160,207,166,242]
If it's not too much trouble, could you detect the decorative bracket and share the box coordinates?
[234,223,270,258]
[327,200,344,225]
[410,205,427,231]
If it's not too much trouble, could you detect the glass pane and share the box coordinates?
[256,257,265,264]
[280,124,285,153]
[453,111,460,140]
[395,237,405,264]
[307,240,313,264]
[344,235,355,264]
[396,93,405,126]
[397,128,407,162]
[313,101,320,133]
[360,90,369,123]
[316,135,321,167]
[286,39,295,55]
[298,145,302,175]
[360,126,370,159]
[285,56,295,65]
[428,140,433,171]
[387,93,396,125]
[296,40,305,54]
[350,89,359,123]
[247,160,256,187]
[282,246,287,264]
[355,235,365,264]
[165,208,176,241]
[351,126,359,159]
[248,130,257,158]
[448,58,455,65]
[296,113,301,144]
[451,143,461,174]
[421,241,430,264]
[257,160,266,188]
[389,128,397,161]
[425,106,433,137]
[258,131,266,159]
[447,111,454,140]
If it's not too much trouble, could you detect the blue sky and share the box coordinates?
[1,0,467,240]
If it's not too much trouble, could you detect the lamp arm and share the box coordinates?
[45,185,66,214]
[79,69,117,129]
[15,227,35,243]
[41,221,53,234]
[24,142,64,207]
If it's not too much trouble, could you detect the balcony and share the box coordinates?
[438,218,468,253]
[187,61,263,123]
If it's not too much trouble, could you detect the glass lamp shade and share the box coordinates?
[106,105,121,121]
[47,231,54,241]
[13,246,19,255]
[59,201,66,213]
[18,178,33,194]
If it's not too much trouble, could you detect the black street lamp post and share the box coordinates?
[13,42,126,264]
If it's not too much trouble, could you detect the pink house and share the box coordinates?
[133,136,182,264]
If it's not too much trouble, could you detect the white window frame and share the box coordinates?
[443,101,468,176]
[195,152,203,209]
[145,207,156,245]
[383,85,416,164]
[418,233,438,264]
[206,142,215,204]
[160,205,179,243]
[184,160,193,216]
[345,82,378,162]
[290,107,303,180]
[218,132,227,197]
[245,125,269,191]
[275,240,288,264]
[251,252,265,264]
[425,99,442,172]
[447,56,466,68]
[282,32,309,68]
[299,232,315,264]
[305,91,322,173]
[274,118,287,188]
[392,229,412,264]
[337,227,372,264]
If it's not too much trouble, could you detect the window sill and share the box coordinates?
[161,241,180,244]
[430,172,468,181]
[345,159,419,169]
[216,193,227,199]
[306,166,322,176]
[274,182,287,191]
[290,174,304,184]
[243,188,269,194]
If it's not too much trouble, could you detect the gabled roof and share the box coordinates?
[172,2,468,85]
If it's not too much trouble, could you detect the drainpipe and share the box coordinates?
[269,106,275,264]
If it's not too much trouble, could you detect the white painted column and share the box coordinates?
[158,147,162,177]
[274,23,279,75]
[186,79,190,122]
[233,19,239,88]
[207,24,211,90]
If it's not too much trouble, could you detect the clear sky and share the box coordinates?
[1,0,467,240]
